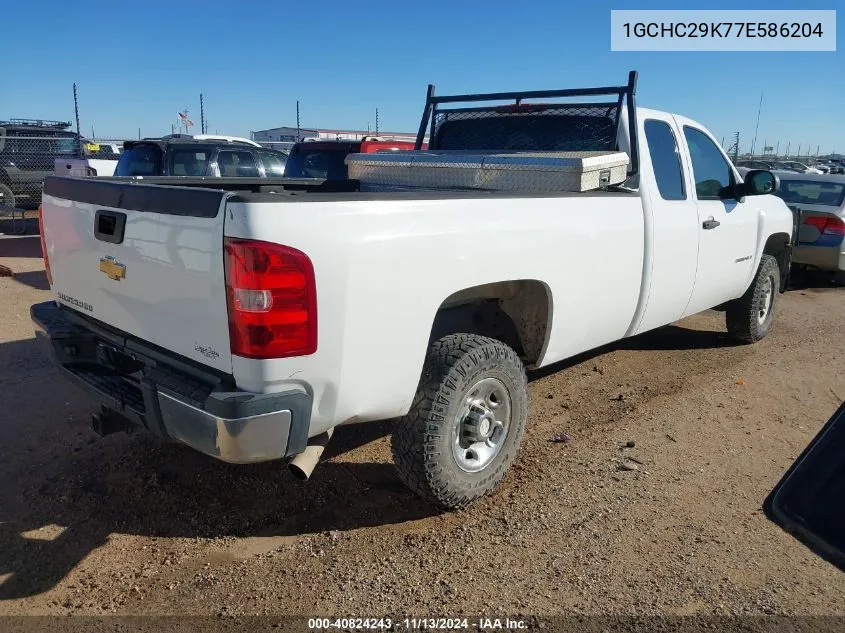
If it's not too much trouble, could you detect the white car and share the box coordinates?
[781,160,823,174]
[32,74,793,509]
[53,141,124,178]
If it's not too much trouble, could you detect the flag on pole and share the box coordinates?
[178,111,194,127]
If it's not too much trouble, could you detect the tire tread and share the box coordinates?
[391,334,527,510]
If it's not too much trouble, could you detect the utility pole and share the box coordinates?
[73,83,82,157]
[375,108,379,135]
[727,132,740,162]
[138,127,141,140]
[786,142,791,157]
[797,144,802,157]
[296,100,301,142]
[775,141,779,156]
[200,94,206,134]
[750,92,763,156]
[91,125,95,140]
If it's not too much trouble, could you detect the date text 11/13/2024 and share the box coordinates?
[307,617,531,630]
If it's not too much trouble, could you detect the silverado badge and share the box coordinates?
[99,256,126,281]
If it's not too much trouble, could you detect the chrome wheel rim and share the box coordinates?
[758,275,774,324]
[452,377,511,473]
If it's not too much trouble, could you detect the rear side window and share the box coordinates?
[683,126,733,199]
[217,150,259,177]
[115,144,162,176]
[84,143,120,160]
[169,148,211,176]
[283,149,349,180]
[776,181,845,207]
[259,151,286,176]
[644,120,685,201]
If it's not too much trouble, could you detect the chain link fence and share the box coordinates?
[0,129,126,211]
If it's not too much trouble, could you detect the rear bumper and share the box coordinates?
[31,301,312,463]
[792,244,845,272]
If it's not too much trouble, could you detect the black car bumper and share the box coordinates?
[31,301,311,463]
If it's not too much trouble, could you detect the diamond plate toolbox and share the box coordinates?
[346,150,630,193]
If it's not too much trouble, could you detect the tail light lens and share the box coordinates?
[37,204,53,286]
[804,216,845,237]
[224,238,317,359]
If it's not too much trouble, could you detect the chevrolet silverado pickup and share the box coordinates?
[32,73,794,509]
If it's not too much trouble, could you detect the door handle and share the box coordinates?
[94,210,127,244]
[702,218,721,230]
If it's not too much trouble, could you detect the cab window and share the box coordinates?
[644,120,685,201]
[683,127,733,200]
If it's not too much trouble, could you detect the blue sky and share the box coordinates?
[4,0,842,154]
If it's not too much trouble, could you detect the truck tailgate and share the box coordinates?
[41,176,232,374]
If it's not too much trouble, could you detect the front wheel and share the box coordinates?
[391,334,528,510]
[725,254,781,343]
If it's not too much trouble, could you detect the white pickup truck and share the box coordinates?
[32,73,793,509]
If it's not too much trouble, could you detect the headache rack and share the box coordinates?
[413,70,640,178]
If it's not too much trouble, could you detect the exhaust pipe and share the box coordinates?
[288,428,334,481]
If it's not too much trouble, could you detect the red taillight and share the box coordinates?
[804,215,845,236]
[224,238,317,359]
[37,204,53,286]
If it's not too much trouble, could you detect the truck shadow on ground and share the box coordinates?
[0,334,436,599]
[10,270,49,291]
[529,322,737,381]
[0,314,772,600]
[787,267,845,292]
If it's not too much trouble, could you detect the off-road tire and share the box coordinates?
[391,334,528,510]
[0,183,15,209]
[726,254,780,343]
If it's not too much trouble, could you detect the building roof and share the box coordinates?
[254,126,417,137]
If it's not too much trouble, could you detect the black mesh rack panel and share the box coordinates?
[414,71,639,177]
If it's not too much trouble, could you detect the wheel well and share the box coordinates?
[429,280,552,367]
[764,232,791,291]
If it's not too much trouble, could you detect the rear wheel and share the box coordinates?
[726,254,780,343]
[0,183,15,209]
[391,334,528,510]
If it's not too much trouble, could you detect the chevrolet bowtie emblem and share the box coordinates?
[99,256,126,281]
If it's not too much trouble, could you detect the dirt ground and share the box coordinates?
[1,224,844,624]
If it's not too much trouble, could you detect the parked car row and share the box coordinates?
[60,134,415,183]
[736,158,845,175]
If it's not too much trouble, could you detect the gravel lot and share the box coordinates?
[1,224,844,623]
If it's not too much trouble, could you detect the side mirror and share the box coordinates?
[739,169,779,198]
[764,401,845,572]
